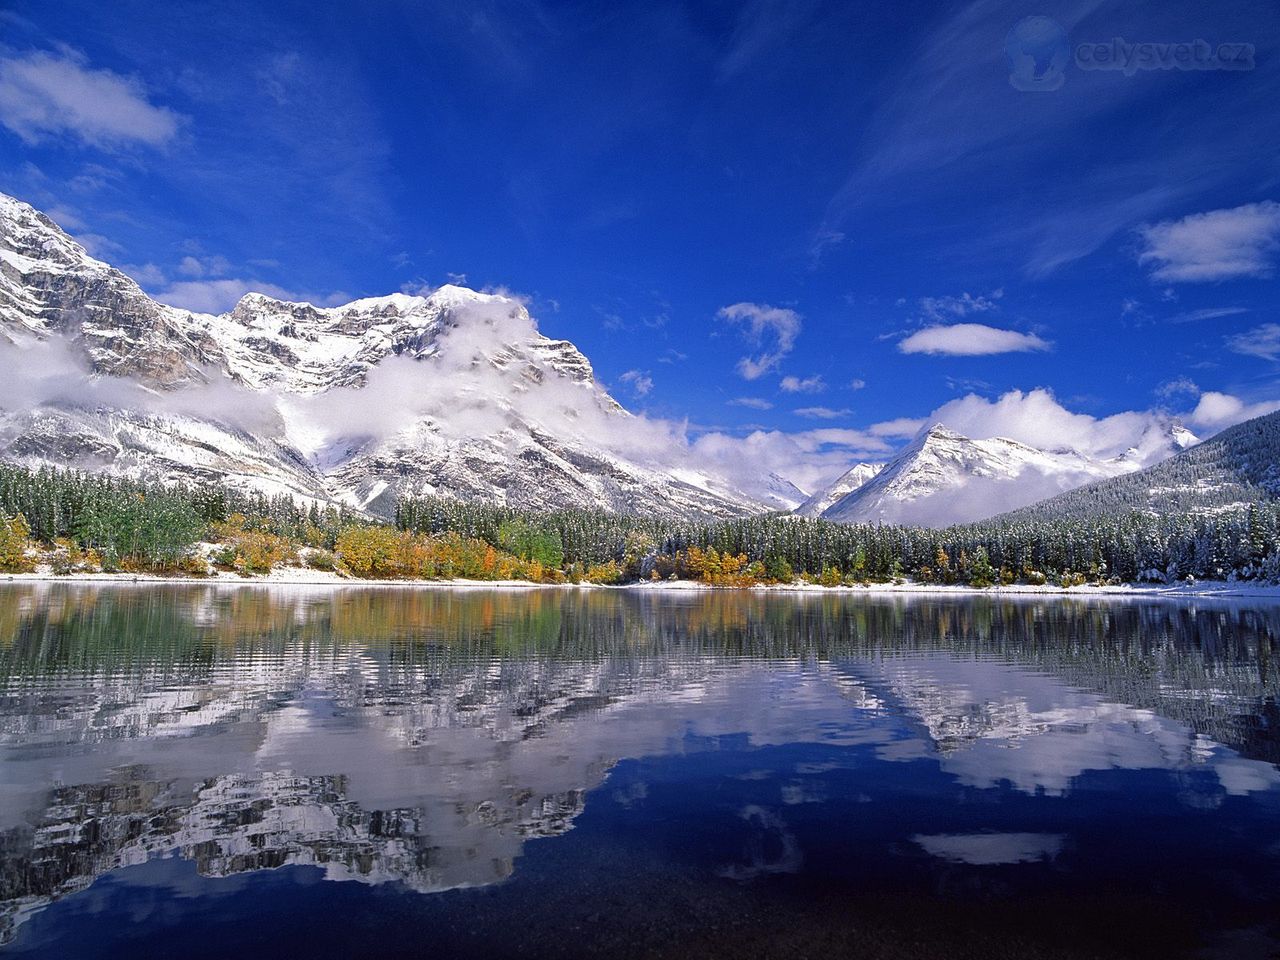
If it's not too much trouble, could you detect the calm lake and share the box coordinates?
[1,584,1279,959]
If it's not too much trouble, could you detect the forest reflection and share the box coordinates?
[1,584,1279,946]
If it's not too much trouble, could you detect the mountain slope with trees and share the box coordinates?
[993,409,1280,523]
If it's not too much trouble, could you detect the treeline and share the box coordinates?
[397,493,1280,586]
[0,466,360,572]
[3,465,1280,585]
[0,466,358,546]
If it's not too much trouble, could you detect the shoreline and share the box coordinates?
[3,568,1280,602]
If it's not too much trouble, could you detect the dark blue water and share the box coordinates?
[1,584,1279,958]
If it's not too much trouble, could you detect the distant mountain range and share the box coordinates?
[801,422,1197,527]
[0,190,1247,526]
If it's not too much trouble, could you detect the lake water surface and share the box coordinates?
[1,584,1279,959]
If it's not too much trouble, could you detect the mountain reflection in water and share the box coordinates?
[1,584,1279,959]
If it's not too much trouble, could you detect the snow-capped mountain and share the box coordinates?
[794,462,883,518]
[0,192,776,517]
[820,422,1197,527]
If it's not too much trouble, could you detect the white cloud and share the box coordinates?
[793,406,850,420]
[1154,377,1199,400]
[899,323,1050,356]
[176,254,231,279]
[914,386,1278,460]
[848,378,866,390]
[45,205,85,230]
[691,426,892,496]
[120,262,167,286]
[924,388,1170,460]
[0,48,182,149]
[1227,323,1280,362]
[1138,201,1280,282]
[0,337,281,436]
[869,417,926,438]
[618,369,654,397]
[729,397,773,410]
[717,302,801,380]
[793,406,851,420]
[918,289,1002,322]
[156,279,351,314]
[780,374,825,393]
[1187,391,1280,432]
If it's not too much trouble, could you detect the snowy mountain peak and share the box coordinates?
[819,422,1185,528]
[917,422,966,443]
[0,190,769,519]
[1170,423,1198,450]
[795,462,884,518]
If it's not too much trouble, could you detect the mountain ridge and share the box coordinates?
[0,190,1214,525]
[817,421,1196,528]
[0,192,771,518]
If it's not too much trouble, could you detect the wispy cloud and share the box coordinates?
[1138,201,1280,282]
[0,48,182,149]
[72,232,124,259]
[899,323,1050,356]
[1019,181,1188,279]
[794,406,851,420]
[717,0,822,80]
[176,254,231,278]
[810,1,1127,265]
[869,417,925,438]
[780,374,825,393]
[1154,376,1199,399]
[618,369,654,397]
[1167,306,1250,323]
[729,397,773,410]
[1227,323,1280,362]
[918,289,1002,322]
[717,302,802,380]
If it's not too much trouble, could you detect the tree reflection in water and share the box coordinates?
[0,584,1278,955]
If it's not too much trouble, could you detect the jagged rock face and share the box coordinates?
[820,423,1195,527]
[213,288,607,395]
[0,192,764,517]
[0,194,223,387]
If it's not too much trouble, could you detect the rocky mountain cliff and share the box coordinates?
[0,192,774,518]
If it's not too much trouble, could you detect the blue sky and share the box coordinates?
[2,0,1279,479]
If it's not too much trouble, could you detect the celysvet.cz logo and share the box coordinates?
[1006,16,1255,91]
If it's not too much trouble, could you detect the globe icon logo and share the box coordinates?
[1006,16,1070,91]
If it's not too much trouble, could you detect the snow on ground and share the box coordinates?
[4,568,1280,602]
